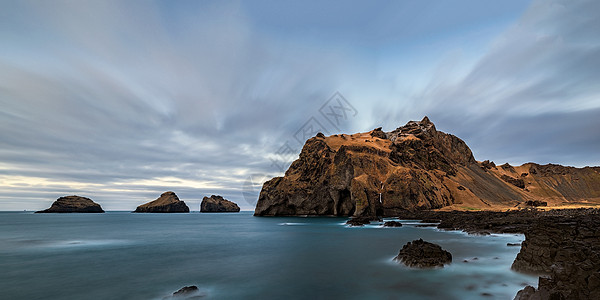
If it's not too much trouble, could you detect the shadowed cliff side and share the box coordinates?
[254,117,600,217]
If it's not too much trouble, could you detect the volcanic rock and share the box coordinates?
[36,195,104,213]
[370,127,388,139]
[383,221,403,227]
[511,215,600,299]
[394,238,452,268]
[525,200,547,207]
[254,117,600,217]
[346,216,380,226]
[134,191,189,213]
[501,175,526,189]
[200,195,240,213]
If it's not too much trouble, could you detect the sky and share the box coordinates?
[1,0,599,211]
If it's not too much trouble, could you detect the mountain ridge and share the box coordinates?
[254,117,600,216]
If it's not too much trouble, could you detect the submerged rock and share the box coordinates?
[36,196,104,213]
[200,195,240,213]
[134,191,189,213]
[165,285,206,299]
[394,238,452,268]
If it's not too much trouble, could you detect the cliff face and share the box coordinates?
[200,195,240,213]
[134,191,189,213]
[36,195,104,213]
[254,117,600,217]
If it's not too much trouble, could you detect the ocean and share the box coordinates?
[0,211,537,299]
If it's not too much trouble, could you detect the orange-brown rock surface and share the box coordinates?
[133,191,189,213]
[254,117,600,216]
[36,195,104,213]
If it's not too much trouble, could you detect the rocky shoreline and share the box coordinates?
[392,208,600,300]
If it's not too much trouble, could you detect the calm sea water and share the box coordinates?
[0,211,536,300]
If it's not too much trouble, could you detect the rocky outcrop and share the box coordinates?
[200,195,240,213]
[501,175,526,189]
[165,285,206,299]
[394,238,452,268]
[511,215,600,300]
[383,221,403,227]
[346,216,381,226]
[36,195,104,213]
[134,191,189,213]
[254,117,600,217]
[394,209,600,300]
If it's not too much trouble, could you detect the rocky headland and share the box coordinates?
[134,191,190,213]
[36,195,104,213]
[253,117,600,299]
[254,117,600,217]
[200,195,240,213]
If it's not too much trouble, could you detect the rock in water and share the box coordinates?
[394,239,452,268]
[134,191,189,213]
[200,195,240,213]
[383,221,403,227]
[36,196,104,213]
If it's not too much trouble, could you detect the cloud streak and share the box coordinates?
[0,0,598,210]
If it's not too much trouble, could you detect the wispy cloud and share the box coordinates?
[0,0,597,210]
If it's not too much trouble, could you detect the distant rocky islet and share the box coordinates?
[36,192,240,214]
[200,195,240,213]
[133,191,190,213]
[35,195,104,213]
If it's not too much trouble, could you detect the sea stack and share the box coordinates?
[134,191,189,213]
[200,195,240,213]
[394,239,452,268]
[36,195,104,213]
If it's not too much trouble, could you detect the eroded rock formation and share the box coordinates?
[255,117,600,217]
[394,238,452,268]
[134,191,189,213]
[36,195,104,213]
[200,195,240,213]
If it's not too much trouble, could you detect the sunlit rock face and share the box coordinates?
[134,191,189,213]
[254,117,600,217]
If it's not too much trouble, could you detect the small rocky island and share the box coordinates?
[200,195,240,213]
[394,239,452,268]
[36,195,104,213]
[134,191,189,213]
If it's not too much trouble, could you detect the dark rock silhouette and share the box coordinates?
[36,196,104,213]
[394,238,452,268]
[200,195,240,213]
[383,221,403,227]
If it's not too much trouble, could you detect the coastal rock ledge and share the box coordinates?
[200,195,240,213]
[134,191,189,213]
[394,239,452,268]
[36,195,104,213]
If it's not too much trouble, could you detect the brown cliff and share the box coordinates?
[254,117,600,216]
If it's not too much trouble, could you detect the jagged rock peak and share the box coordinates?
[387,116,437,142]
